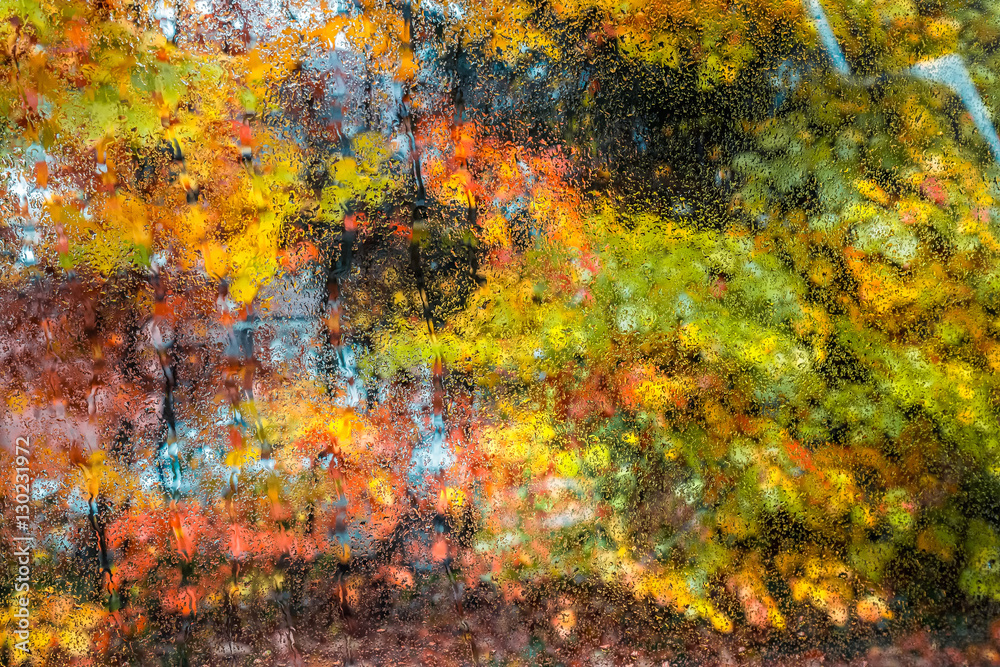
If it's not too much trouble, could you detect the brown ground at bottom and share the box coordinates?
[277,625,1000,667]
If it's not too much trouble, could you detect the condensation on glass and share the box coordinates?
[2,0,1000,665]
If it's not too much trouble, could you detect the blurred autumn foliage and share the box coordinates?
[4,0,1000,664]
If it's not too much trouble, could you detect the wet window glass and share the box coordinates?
[3,0,1000,665]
